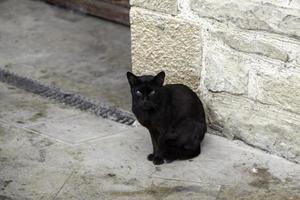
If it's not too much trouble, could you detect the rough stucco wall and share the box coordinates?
[130,8,202,91]
[130,0,300,163]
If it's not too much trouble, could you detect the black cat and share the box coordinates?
[127,71,207,165]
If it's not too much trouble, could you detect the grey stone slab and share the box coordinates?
[26,113,131,145]
[151,132,300,183]
[1,114,299,199]
[0,0,131,110]
[215,183,300,200]
[150,133,300,199]
[0,124,76,200]
[53,127,220,200]
[53,126,300,199]
[54,171,219,200]
[0,82,82,127]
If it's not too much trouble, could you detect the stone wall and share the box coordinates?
[130,0,300,163]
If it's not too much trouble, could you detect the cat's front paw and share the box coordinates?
[147,153,154,161]
[153,156,164,165]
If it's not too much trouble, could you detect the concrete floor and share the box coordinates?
[0,0,131,110]
[1,0,300,200]
[1,82,300,200]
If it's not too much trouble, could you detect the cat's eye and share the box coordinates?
[149,91,155,96]
[136,90,142,96]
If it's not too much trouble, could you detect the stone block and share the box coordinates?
[203,28,300,114]
[209,29,300,63]
[191,0,300,39]
[204,45,249,95]
[130,0,178,15]
[249,65,300,114]
[202,30,252,95]
[206,93,300,163]
[130,8,202,90]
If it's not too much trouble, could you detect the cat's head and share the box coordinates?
[126,71,165,110]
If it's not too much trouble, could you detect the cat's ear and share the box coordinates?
[127,72,139,87]
[153,71,165,86]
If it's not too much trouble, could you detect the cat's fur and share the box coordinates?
[127,71,207,165]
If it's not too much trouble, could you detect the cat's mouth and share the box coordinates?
[140,102,155,111]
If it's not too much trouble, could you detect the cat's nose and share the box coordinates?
[142,101,152,110]
[142,100,148,105]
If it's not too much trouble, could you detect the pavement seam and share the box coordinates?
[73,131,131,145]
[150,176,218,185]
[23,126,76,146]
[52,169,76,200]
